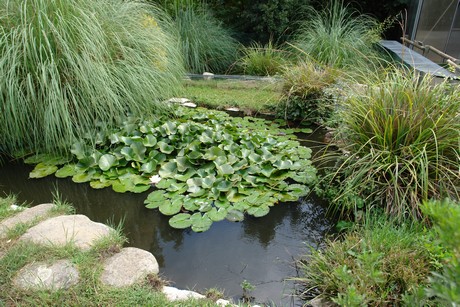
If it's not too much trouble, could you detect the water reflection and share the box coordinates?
[0,161,333,305]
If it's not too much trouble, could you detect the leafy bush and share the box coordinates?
[321,69,460,219]
[165,0,238,73]
[207,0,314,44]
[236,41,287,76]
[0,0,183,156]
[27,107,317,232]
[293,0,381,69]
[276,61,336,124]
[421,199,460,305]
[297,216,436,305]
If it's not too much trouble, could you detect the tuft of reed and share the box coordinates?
[293,0,381,69]
[236,41,287,76]
[322,68,460,219]
[166,0,238,74]
[0,0,184,156]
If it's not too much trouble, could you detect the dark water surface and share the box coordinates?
[0,129,333,306]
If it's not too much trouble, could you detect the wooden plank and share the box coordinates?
[380,40,459,79]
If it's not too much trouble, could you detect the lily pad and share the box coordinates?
[190,213,213,232]
[226,210,245,222]
[55,164,77,178]
[30,163,58,179]
[247,205,270,217]
[169,213,192,229]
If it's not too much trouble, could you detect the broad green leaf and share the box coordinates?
[143,135,157,147]
[146,190,167,202]
[90,180,112,189]
[98,154,117,171]
[274,160,294,170]
[226,210,245,222]
[260,164,275,177]
[132,184,151,193]
[247,205,270,217]
[71,142,89,160]
[216,163,234,175]
[175,169,196,182]
[112,180,129,193]
[72,172,94,183]
[205,207,228,222]
[159,200,182,216]
[156,178,172,189]
[30,163,58,178]
[287,184,310,197]
[158,161,177,178]
[140,160,157,173]
[169,213,192,229]
[190,213,213,232]
[55,164,77,178]
[158,141,174,154]
[216,180,233,192]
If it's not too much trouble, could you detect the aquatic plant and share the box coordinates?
[321,69,460,219]
[0,0,183,156]
[27,108,316,232]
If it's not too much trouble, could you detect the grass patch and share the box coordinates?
[296,215,438,306]
[181,79,282,113]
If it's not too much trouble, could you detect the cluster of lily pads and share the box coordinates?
[27,107,317,232]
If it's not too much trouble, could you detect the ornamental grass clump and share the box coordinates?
[0,0,184,156]
[237,41,287,76]
[277,60,337,124]
[167,0,238,73]
[325,69,460,219]
[293,0,381,69]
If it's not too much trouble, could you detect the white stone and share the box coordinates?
[100,247,159,287]
[13,259,79,291]
[216,298,235,306]
[0,203,55,239]
[18,215,112,250]
[203,72,214,79]
[162,286,206,301]
[168,97,191,104]
[225,107,240,112]
[9,204,23,211]
[181,102,197,108]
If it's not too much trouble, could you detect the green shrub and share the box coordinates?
[236,41,287,76]
[421,199,460,305]
[293,0,381,69]
[276,61,336,124]
[297,216,436,305]
[166,0,238,73]
[0,0,184,156]
[321,69,460,219]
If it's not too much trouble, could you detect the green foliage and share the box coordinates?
[277,61,336,124]
[165,0,238,73]
[321,69,460,219]
[27,107,317,232]
[297,216,437,305]
[293,0,381,69]
[236,41,287,76]
[208,0,314,44]
[0,0,184,156]
[421,199,460,305]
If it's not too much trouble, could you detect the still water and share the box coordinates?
[0,130,333,306]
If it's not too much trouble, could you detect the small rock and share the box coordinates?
[9,204,23,211]
[162,286,206,301]
[0,203,55,239]
[168,97,191,104]
[100,247,159,287]
[225,107,240,112]
[181,102,197,108]
[203,72,214,79]
[216,298,235,306]
[19,215,112,250]
[13,259,79,291]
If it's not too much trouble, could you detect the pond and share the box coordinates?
[0,128,334,306]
